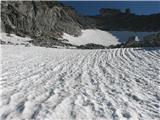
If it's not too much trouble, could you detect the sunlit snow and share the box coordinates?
[63,29,120,46]
[1,44,160,120]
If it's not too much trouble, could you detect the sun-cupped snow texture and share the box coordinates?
[63,29,120,46]
[0,45,160,120]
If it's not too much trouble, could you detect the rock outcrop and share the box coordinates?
[2,1,160,39]
[124,36,141,47]
[92,8,160,32]
[142,33,160,47]
[1,1,160,48]
[116,33,160,48]
[1,1,82,38]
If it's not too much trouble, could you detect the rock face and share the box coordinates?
[1,1,160,48]
[142,33,160,47]
[93,8,160,32]
[121,33,160,48]
[2,1,160,38]
[1,1,82,38]
[124,36,141,47]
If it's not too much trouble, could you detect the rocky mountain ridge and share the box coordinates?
[88,8,160,32]
[1,1,160,48]
[1,1,84,38]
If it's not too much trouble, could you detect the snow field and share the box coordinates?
[63,29,120,46]
[0,45,160,120]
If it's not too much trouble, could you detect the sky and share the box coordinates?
[61,1,160,15]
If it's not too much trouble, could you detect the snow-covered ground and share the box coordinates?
[1,45,160,120]
[0,33,32,46]
[63,29,120,46]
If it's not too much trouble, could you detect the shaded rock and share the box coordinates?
[29,36,77,48]
[94,9,160,32]
[77,43,106,49]
[1,1,160,48]
[124,36,141,47]
[1,1,82,38]
[0,40,6,44]
[122,112,131,119]
[142,32,160,47]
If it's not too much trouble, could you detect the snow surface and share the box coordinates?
[63,29,120,46]
[0,33,32,45]
[1,45,160,120]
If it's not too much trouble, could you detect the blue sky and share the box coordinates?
[61,1,160,15]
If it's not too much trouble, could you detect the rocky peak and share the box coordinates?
[1,1,82,38]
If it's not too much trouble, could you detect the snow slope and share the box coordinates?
[1,45,160,120]
[63,29,120,46]
[0,33,32,45]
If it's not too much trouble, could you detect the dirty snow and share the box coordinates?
[1,45,160,120]
[63,29,120,46]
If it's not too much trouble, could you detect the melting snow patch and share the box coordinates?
[63,29,120,46]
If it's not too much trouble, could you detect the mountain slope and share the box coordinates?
[1,1,82,38]
[89,8,160,32]
[1,1,160,48]
[1,45,160,120]
[2,1,160,38]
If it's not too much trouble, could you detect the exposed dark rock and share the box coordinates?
[0,40,6,44]
[0,40,15,45]
[122,112,131,119]
[29,36,77,48]
[109,43,124,48]
[77,43,106,49]
[112,32,160,48]
[89,9,160,32]
[142,33,160,47]
[1,1,82,38]
[124,36,141,47]
[1,1,160,48]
